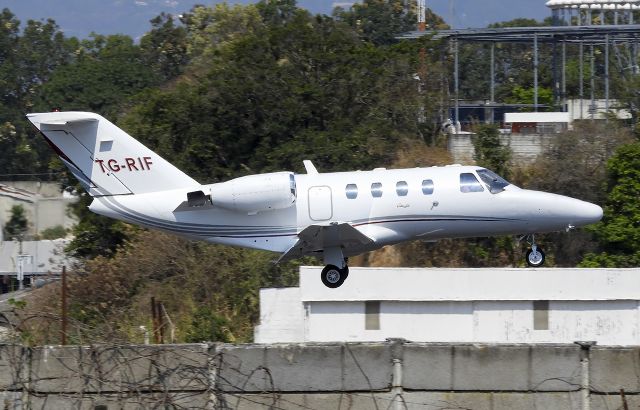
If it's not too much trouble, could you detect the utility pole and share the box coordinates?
[417,0,425,31]
[151,296,159,344]
[61,266,67,345]
[17,240,24,291]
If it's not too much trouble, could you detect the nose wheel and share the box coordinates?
[321,264,349,288]
[523,235,545,267]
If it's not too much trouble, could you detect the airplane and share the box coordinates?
[27,111,603,288]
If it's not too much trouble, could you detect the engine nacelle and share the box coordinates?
[210,172,296,214]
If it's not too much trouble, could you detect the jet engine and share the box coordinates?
[209,172,296,214]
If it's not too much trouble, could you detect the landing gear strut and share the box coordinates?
[525,235,545,267]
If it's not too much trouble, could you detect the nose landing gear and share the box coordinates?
[523,235,545,267]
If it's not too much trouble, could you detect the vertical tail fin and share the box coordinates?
[27,112,199,196]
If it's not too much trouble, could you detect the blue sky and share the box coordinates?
[2,0,550,40]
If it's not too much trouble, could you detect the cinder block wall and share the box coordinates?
[0,341,637,409]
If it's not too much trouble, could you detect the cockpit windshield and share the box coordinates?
[476,169,511,194]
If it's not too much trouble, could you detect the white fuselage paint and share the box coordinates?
[89,165,603,257]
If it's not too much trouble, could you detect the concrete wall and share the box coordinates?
[448,133,552,164]
[0,341,637,409]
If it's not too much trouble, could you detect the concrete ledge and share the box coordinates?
[29,392,209,410]
[218,391,583,410]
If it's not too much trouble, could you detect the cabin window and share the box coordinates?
[365,301,380,330]
[422,179,434,195]
[396,181,408,196]
[533,300,549,330]
[345,184,358,199]
[371,182,383,198]
[460,173,484,193]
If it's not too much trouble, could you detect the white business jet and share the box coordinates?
[27,112,603,288]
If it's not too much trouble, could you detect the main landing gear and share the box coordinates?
[524,235,545,267]
[321,264,349,288]
[321,247,349,288]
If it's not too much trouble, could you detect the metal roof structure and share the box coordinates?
[546,0,640,10]
[398,24,640,43]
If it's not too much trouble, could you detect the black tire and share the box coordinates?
[321,265,344,288]
[341,266,349,280]
[526,248,545,267]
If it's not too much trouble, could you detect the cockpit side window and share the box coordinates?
[460,173,484,193]
[290,174,297,198]
[476,169,510,194]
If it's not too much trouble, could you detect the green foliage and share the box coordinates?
[122,3,423,181]
[472,124,511,178]
[35,34,159,117]
[38,225,68,240]
[21,230,305,344]
[140,13,189,81]
[505,85,554,108]
[184,307,233,343]
[65,194,131,259]
[3,204,28,240]
[334,0,417,45]
[580,143,640,267]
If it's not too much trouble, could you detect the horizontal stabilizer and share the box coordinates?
[31,116,98,126]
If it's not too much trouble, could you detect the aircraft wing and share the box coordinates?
[277,222,374,263]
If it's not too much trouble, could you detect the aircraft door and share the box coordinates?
[308,186,333,221]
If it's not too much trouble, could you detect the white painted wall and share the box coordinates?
[254,288,305,343]
[255,267,640,345]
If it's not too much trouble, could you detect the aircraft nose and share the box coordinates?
[572,200,603,226]
[565,198,602,226]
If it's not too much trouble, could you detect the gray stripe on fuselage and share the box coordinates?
[97,197,523,239]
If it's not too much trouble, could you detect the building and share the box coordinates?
[255,266,640,345]
[0,181,77,240]
[547,0,640,26]
[0,239,71,292]
[504,112,571,135]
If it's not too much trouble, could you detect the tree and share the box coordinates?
[35,34,159,117]
[581,142,640,267]
[140,13,189,81]
[333,0,417,45]
[4,205,28,240]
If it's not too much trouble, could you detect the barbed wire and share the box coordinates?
[0,310,636,409]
